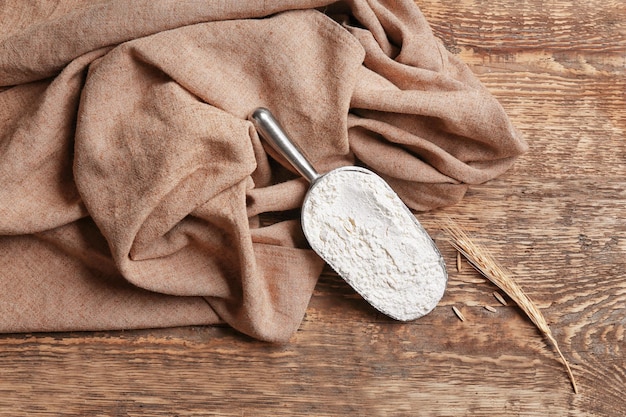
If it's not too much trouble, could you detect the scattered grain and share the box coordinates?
[484,305,497,313]
[493,291,508,306]
[452,306,466,322]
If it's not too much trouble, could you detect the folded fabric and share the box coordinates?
[0,0,527,342]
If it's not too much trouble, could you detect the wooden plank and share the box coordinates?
[0,1,624,415]
[418,0,626,53]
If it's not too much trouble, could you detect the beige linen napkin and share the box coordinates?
[0,0,527,342]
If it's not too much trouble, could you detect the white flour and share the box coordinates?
[302,168,447,321]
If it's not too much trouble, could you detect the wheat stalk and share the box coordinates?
[441,218,579,394]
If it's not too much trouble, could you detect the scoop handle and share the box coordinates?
[249,108,320,183]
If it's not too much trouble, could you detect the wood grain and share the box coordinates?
[1,1,624,415]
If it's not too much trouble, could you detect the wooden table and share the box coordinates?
[1,1,624,415]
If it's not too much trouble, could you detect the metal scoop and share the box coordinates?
[249,108,447,321]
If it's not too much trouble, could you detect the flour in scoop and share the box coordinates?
[302,168,447,321]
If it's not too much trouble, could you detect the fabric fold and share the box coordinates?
[0,0,526,342]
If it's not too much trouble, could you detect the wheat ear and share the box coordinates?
[441,218,578,394]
